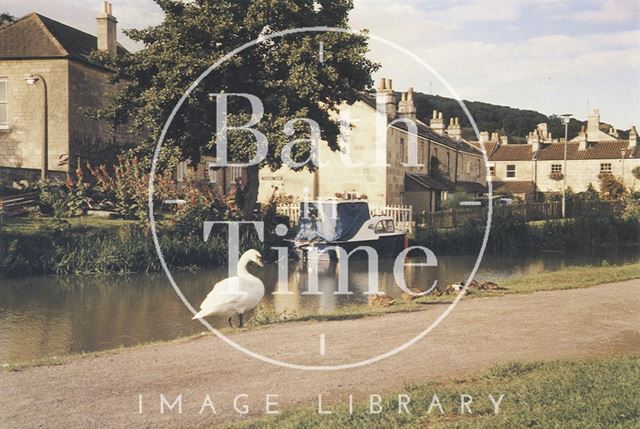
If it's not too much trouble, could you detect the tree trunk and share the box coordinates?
[242,164,260,219]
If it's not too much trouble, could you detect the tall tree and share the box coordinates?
[96,0,377,217]
[0,13,15,26]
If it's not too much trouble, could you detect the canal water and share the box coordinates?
[1,253,637,364]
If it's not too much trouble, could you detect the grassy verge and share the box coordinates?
[249,261,640,327]
[222,355,640,429]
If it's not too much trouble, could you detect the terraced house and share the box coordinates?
[0,2,126,181]
[480,109,639,201]
[257,78,487,214]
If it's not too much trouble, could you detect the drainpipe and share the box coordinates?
[454,150,459,183]
[533,155,538,202]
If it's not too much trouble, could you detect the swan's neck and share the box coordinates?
[237,257,258,281]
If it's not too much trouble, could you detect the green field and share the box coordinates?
[223,355,640,429]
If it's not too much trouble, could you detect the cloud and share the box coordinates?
[428,0,556,23]
[573,0,640,23]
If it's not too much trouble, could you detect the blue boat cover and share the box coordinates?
[295,201,371,242]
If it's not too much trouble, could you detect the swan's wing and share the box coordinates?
[199,277,249,310]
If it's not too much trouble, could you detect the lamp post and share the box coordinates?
[560,114,572,218]
[25,74,48,181]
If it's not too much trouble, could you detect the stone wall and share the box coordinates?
[491,157,640,193]
[0,59,69,174]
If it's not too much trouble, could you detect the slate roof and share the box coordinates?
[406,173,487,193]
[405,172,453,192]
[357,93,482,156]
[491,180,537,195]
[456,181,487,194]
[0,13,127,66]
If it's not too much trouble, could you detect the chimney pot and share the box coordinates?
[386,78,392,90]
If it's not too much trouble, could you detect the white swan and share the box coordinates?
[192,249,265,327]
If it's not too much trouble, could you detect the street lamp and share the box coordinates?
[560,113,572,218]
[24,74,48,181]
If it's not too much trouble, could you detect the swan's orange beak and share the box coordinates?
[255,256,264,267]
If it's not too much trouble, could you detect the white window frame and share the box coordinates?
[600,163,612,174]
[229,166,243,182]
[506,164,516,178]
[205,161,218,184]
[0,78,8,129]
[488,164,496,177]
[176,160,189,182]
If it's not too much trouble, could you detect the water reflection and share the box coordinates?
[0,253,637,364]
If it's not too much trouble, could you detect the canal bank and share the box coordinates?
[2,256,639,364]
[1,279,639,428]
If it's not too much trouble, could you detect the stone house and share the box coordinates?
[256,78,487,214]
[479,109,640,199]
[0,2,126,181]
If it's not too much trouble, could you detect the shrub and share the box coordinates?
[88,155,176,220]
[598,173,626,200]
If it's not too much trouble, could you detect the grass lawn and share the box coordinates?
[0,215,132,235]
[222,355,640,429]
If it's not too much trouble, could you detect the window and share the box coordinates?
[600,163,612,174]
[374,220,395,234]
[176,160,189,182]
[0,79,7,129]
[506,164,516,178]
[466,160,471,174]
[205,162,217,183]
[489,165,496,176]
[230,166,243,182]
[446,152,451,174]
[551,164,562,173]
[477,160,482,177]
[400,138,406,163]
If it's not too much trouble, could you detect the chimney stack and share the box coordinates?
[96,1,117,55]
[430,110,445,135]
[629,126,637,149]
[446,117,461,140]
[586,108,600,142]
[398,87,416,121]
[376,77,396,119]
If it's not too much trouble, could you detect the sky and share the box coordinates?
[3,0,639,128]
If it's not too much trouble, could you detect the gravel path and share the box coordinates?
[1,279,639,428]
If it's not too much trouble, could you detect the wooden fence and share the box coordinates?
[277,203,413,233]
[417,200,622,230]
